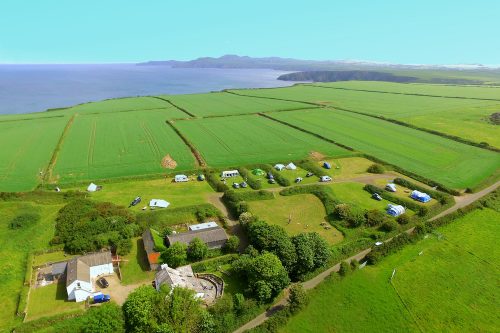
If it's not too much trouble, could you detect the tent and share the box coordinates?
[274,164,285,171]
[286,162,297,170]
[387,204,405,217]
[174,175,189,182]
[411,190,431,203]
[221,170,239,178]
[87,183,98,192]
[385,183,397,192]
[149,199,170,208]
[252,168,265,176]
[323,162,331,169]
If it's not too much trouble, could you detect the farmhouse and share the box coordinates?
[221,170,239,178]
[166,226,228,249]
[411,190,431,203]
[66,251,113,302]
[387,204,405,217]
[149,199,170,208]
[142,228,161,271]
[175,174,189,182]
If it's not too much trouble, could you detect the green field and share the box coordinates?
[231,85,500,148]
[174,115,351,166]
[268,109,500,189]
[26,283,84,321]
[282,207,500,333]
[52,110,195,183]
[166,91,309,117]
[249,194,344,245]
[0,117,68,191]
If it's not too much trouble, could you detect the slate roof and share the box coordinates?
[66,252,112,286]
[166,226,228,248]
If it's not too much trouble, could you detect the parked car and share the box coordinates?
[232,182,240,189]
[197,174,205,181]
[375,241,384,246]
[93,293,111,303]
[129,196,141,207]
[320,176,332,182]
[240,181,248,188]
[305,172,314,177]
[372,193,382,201]
[267,172,274,179]
[295,177,303,183]
[268,179,276,184]
[97,277,109,288]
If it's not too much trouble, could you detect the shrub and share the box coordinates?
[396,214,411,225]
[296,159,328,177]
[365,209,387,227]
[238,167,263,190]
[333,203,351,220]
[367,163,385,174]
[288,284,308,314]
[338,261,351,276]
[223,236,240,253]
[9,213,40,229]
[350,259,360,270]
[187,237,209,261]
[346,207,366,228]
[380,220,398,232]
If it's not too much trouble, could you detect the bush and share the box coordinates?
[365,209,387,227]
[345,207,366,228]
[9,213,40,229]
[350,259,360,270]
[187,237,209,261]
[396,214,411,225]
[296,159,328,177]
[367,163,385,174]
[288,284,308,314]
[380,220,398,232]
[338,261,351,276]
[206,170,229,192]
[223,236,240,253]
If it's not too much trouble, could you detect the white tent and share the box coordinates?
[175,175,189,182]
[387,204,405,217]
[385,183,397,192]
[149,199,170,208]
[87,183,98,192]
[274,164,285,171]
[286,162,297,170]
[221,170,239,178]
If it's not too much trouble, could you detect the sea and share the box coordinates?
[0,64,297,115]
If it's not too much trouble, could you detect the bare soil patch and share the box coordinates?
[161,154,177,169]
[309,151,326,160]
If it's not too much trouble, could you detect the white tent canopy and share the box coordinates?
[274,164,285,171]
[286,162,297,170]
[149,199,170,208]
[87,183,98,192]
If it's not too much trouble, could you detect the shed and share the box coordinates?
[323,162,331,169]
[274,164,285,171]
[142,229,160,271]
[252,169,265,176]
[387,204,405,217]
[221,170,239,178]
[286,162,297,170]
[411,190,431,203]
[175,175,189,182]
[149,199,170,208]
[385,183,397,192]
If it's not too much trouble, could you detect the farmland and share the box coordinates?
[231,85,500,148]
[174,115,352,167]
[52,110,195,183]
[166,91,309,117]
[281,207,500,333]
[268,108,500,189]
[0,116,68,192]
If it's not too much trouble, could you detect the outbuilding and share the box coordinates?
[166,226,228,249]
[189,221,218,231]
[411,190,431,203]
[221,170,239,178]
[149,199,170,208]
[175,175,189,182]
[386,204,405,217]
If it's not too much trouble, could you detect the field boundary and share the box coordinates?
[0,115,65,123]
[166,120,206,167]
[151,96,197,117]
[225,90,320,107]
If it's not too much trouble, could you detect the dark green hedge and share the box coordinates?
[393,178,453,205]
[238,167,263,190]
[363,184,426,216]
[296,159,328,177]
[206,170,230,192]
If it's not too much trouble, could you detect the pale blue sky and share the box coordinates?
[1,0,498,64]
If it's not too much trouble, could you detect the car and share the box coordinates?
[295,177,303,183]
[232,182,240,189]
[240,181,248,188]
[320,176,332,182]
[305,172,314,177]
[129,196,141,207]
[372,193,382,201]
[97,277,109,288]
[268,179,276,184]
[93,293,111,303]
[375,241,384,246]
[267,172,274,179]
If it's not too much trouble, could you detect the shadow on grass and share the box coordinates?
[135,239,150,272]
[55,281,71,302]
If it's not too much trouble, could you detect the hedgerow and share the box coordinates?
[393,177,453,205]
[206,170,229,192]
[238,167,263,189]
[296,159,328,177]
[363,184,426,216]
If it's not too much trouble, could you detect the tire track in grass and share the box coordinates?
[87,118,97,177]
[140,121,162,161]
[44,114,76,184]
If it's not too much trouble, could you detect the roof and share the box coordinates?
[66,252,112,286]
[79,252,112,267]
[142,229,157,255]
[166,226,228,247]
[51,262,67,275]
[189,221,218,231]
[155,265,195,289]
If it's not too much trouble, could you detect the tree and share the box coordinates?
[338,261,351,276]
[292,233,315,277]
[82,303,125,333]
[123,285,158,333]
[239,211,255,227]
[187,237,208,261]
[365,209,387,227]
[161,242,187,267]
[223,235,240,253]
[288,284,308,314]
[233,293,245,313]
[308,232,330,268]
[197,311,216,333]
[254,280,273,303]
[159,287,204,333]
[367,163,385,174]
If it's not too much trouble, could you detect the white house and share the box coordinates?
[274,164,285,171]
[286,162,297,170]
[149,199,170,208]
[221,170,239,178]
[175,175,189,182]
[66,252,113,302]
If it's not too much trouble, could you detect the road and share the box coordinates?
[232,180,499,333]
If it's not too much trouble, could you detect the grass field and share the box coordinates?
[0,117,68,191]
[26,283,84,321]
[281,207,500,333]
[231,85,500,148]
[119,238,155,285]
[328,182,396,211]
[249,194,344,245]
[166,91,309,117]
[174,115,351,167]
[0,202,63,331]
[52,110,195,183]
[268,109,500,189]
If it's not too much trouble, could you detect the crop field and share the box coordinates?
[249,194,344,244]
[231,85,500,148]
[52,110,195,183]
[268,109,500,189]
[282,207,500,333]
[174,115,352,167]
[166,91,309,117]
[0,117,69,192]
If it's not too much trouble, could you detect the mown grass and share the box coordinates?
[174,114,352,167]
[249,194,344,245]
[268,109,500,189]
[53,110,196,183]
[281,207,500,333]
[25,283,84,322]
[119,237,155,285]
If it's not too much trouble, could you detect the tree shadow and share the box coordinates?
[135,239,150,272]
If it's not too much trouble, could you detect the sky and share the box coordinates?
[1,0,499,64]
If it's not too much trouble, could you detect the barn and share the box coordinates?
[142,229,161,271]
[166,226,228,249]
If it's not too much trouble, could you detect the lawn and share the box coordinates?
[0,202,63,331]
[166,91,309,117]
[0,116,68,191]
[249,194,344,245]
[267,109,500,190]
[119,237,155,285]
[281,207,500,333]
[231,85,500,148]
[328,182,396,211]
[26,283,84,321]
[174,115,352,167]
[319,156,375,179]
[52,110,196,183]
[32,251,76,267]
